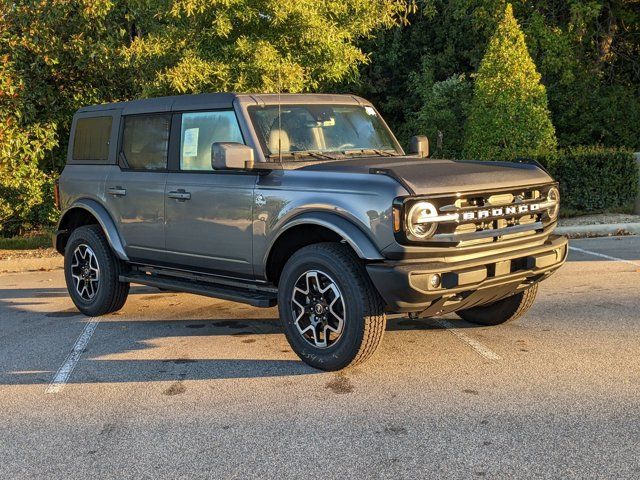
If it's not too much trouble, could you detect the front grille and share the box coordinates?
[418,183,557,246]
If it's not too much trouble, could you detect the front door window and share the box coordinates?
[180,111,244,171]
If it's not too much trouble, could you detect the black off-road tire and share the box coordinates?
[457,284,539,326]
[277,242,386,371]
[64,225,130,316]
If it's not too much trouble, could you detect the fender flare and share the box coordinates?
[265,211,385,265]
[57,198,129,261]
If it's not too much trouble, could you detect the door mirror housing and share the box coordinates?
[211,142,254,170]
[409,136,429,158]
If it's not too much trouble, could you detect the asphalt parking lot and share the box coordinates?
[1,236,638,479]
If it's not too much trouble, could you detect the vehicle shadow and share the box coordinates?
[386,316,481,331]
[0,285,172,300]
[0,285,479,386]
[0,314,316,385]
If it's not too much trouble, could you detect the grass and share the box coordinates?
[0,230,54,250]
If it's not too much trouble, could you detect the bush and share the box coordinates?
[402,71,473,158]
[532,147,639,215]
[0,162,58,237]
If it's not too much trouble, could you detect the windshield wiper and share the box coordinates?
[342,148,397,157]
[267,151,340,161]
[266,152,294,161]
[296,151,341,161]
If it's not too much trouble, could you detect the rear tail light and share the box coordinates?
[54,178,60,210]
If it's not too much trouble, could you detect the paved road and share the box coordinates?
[1,236,638,479]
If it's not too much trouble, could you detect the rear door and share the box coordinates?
[105,114,170,262]
[164,110,257,278]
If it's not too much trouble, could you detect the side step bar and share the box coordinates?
[119,273,277,308]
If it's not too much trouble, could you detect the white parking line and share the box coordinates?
[45,318,100,394]
[436,319,502,361]
[568,246,640,267]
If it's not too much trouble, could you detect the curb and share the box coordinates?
[556,222,640,237]
[0,256,63,274]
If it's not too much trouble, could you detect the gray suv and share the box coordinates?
[55,93,567,370]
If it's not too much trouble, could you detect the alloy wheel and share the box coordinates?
[70,244,100,301]
[290,270,345,348]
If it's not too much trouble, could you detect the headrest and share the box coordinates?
[268,129,290,154]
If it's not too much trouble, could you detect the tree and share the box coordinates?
[524,0,640,148]
[352,1,640,153]
[400,66,473,158]
[125,0,408,96]
[347,0,505,149]
[0,0,408,234]
[2,0,408,166]
[464,3,557,160]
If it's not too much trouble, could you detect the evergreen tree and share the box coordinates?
[464,3,557,160]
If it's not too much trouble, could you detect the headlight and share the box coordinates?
[547,186,560,220]
[406,201,438,239]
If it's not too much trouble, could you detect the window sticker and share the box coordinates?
[183,128,199,157]
[364,106,377,116]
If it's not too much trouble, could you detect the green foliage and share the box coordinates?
[0,0,408,235]
[125,0,407,95]
[348,0,508,148]
[1,0,639,234]
[534,147,639,214]
[0,160,57,236]
[464,4,557,160]
[1,1,135,170]
[2,0,408,156]
[400,68,473,157]
[352,1,640,154]
[524,1,640,149]
[0,52,58,236]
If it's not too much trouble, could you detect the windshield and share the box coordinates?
[248,104,400,159]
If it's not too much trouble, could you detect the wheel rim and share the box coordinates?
[70,244,100,301]
[290,270,345,349]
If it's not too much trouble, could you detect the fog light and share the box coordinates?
[430,274,441,289]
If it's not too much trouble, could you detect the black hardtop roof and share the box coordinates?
[76,93,370,116]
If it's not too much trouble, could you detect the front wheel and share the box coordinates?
[277,243,386,371]
[457,284,539,326]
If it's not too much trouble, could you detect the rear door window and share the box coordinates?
[72,116,113,162]
[180,111,244,171]
[121,115,170,170]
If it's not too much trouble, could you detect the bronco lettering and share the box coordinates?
[459,203,540,222]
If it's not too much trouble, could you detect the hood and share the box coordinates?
[297,157,553,195]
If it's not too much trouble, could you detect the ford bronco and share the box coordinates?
[55,93,567,370]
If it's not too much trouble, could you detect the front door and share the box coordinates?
[105,113,170,262]
[164,110,257,278]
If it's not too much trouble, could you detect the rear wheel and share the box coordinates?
[457,284,538,326]
[64,225,130,316]
[278,243,386,371]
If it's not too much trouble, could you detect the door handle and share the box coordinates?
[107,187,127,197]
[167,190,191,201]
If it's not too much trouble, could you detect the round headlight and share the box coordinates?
[547,187,560,220]
[406,201,438,239]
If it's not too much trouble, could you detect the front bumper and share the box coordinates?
[366,234,568,316]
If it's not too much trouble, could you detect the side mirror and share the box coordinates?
[211,142,254,170]
[409,136,429,158]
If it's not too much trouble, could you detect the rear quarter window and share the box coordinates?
[72,116,113,162]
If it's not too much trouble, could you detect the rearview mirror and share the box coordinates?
[409,136,429,158]
[212,143,254,170]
